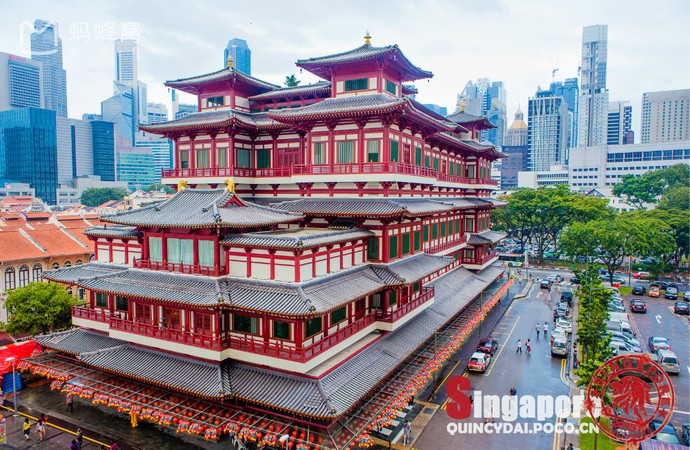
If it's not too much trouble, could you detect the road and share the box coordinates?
[414,270,577,450]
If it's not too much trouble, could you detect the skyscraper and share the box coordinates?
[456,79,488,116]
[482,81,507,149]
[527,89,569,172]
[607,101,633,145]
[146,102,168,124]
[114,40,147,127]
[641,89,690,144]
[223,38,251,74]
[550,78,579,149]
[501,108,529,188]
[505,108,528,147]
[0,108,58,204]
[0,52,43,111]
[578,25,608,147]
[30,20,67,117]
[56,117,116,184]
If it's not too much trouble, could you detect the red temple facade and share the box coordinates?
[32,35,508,448]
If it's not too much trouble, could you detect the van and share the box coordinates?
[606,320,621,332]
[619,321,635,340]
[551,337,568,357]
[652,349,681,374]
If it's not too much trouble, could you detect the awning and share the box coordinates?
[0,340,43,375]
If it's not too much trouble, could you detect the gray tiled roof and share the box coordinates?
[139,109,287,132]
[83,226,142,239]
[446,110,496,129]
[271,197,454,217]
[102,189,303,229]
[378,253,454,283]
[460,139,495,151]
[165,67,279,91]
[220,228,374,250]
[467,230,506,245]
[248,82,331,101]
[35,329,125,356]
[268,94,405,120]
[42,263,127,284]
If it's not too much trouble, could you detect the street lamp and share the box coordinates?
[4,357,17,415]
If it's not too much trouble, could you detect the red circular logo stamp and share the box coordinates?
[585,354,675,444]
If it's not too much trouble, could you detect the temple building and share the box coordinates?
[27,35,508,448]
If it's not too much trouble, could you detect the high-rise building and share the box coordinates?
[456,78,487,116]
[56,117,116,184]
[174,103,196,120]
[0,52,43,111]
[505,108,528,147]
[146,102,168,124]
[482,81,507,149]
[527,89,569,171]
[114,40,147,127]
[30,20,67,117]
[0,108,58,204]
[91,120,115,181]
[116,148,157,189]
[102,83,135,147]
[578,25,608,148]
[607,101,632,145]
[501,108,529,189]
[223,38,251,74]
[641,89,690,144]
[550,78,579,149]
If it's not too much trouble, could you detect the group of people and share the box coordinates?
[515,322,550,354]
[22,414,55,443]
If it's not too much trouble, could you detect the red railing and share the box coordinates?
[381,287,435,323]
[133,259,221,277]
[424,236,468,254]
[72,305,108,322]
[463,253,497,266]
[161,167,292,178]
[292,162,438,178]
[109,316,223,351]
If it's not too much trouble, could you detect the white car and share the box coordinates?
[550,328,567,343]
[556,318,573,333]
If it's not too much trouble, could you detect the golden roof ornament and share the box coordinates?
[364,31,371,46]
[227,56,234,69]
[177,180,188,192]
[225,179,235,193]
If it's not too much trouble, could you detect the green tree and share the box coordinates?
[561,214,675,283]
[647,163,690,190]
[80,187,130,207]
[637,208,689,264]
[143,183,175,194]
[284,74,301,87]
[4,282,76,335]
[612,174,662,210]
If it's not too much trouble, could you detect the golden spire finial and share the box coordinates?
[177,180,188,192]
[225,179,235,193]
[227,56,234,69]
[364,31,371,45]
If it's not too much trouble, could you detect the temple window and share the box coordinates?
[257,150,270,169]
[149,237,163,262]
[196,149,210,168]
[431,224,438,240]
[179,151,189,169]
[95,292,108,308]
[234,314,259,335]
[372,293,383,309]
[194,313,212,332]
[167,238,194,265]
[115,296,128,312]
[337,141,355,164]
[273,321,290,340]
[390,141,399,162]
[366,140,379,162]
[423,225,429,242]
[388,290,397,306]
[413,231,421,251]
[433,157,439,171]
[305,317,322,338]
[217,147,227,167]
[198,240,215,267]
[366,237,379,261]
[206,96,224,107]
[415,147,422,165]
[389,236,398,259]
[424,155,430,168]
[440,222,446,238]
[237,149,250,168]
[313,142,326,164]
[465,218,475,232]
[385,80,397,95]
[344,78,369,92]
[330,306,347,326]
[402,234,410,255]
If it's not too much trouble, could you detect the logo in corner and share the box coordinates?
[585,354,675,444]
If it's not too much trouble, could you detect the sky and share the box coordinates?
[2,0,689,137]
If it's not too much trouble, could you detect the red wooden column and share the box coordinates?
[271,132,279,168]
[305,129,312,166]
[124,241,130,265]
[381,222,389,263]
[269,250,276,280]
[295,321,304,349]
[356,119,366,163]
[262,314,270,344]
[172,137,180,169]
[326,245,332,273]
[245,248,252,278]
[326,122,337,165]
[210,133,217,169]
[228,130,235,169]
[322,315,328,337]
[297,130,307,165]
[193,235,200,266]
[189,136,196,169]
[107,238,113,263]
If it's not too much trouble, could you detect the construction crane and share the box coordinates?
[551,67,559,85]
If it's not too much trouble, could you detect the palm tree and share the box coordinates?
[284,74,301,87]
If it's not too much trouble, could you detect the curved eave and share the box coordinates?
[102,217,304,229]
[234,393,332,420]
[268,102,405,123]
[139,116,289,136]
[165,69,279,95]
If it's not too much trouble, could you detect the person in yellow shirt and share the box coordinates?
[23,418,31,440]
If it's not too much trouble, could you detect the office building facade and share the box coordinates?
[501,109,529,188]
[527,90,569,171]
[578,25,608,147]
[482,81,507,149]
[30,19,67,117]
[116,148,157,189]
[56,117,116,185]
[550,78,579,149]
[607,101,633,145]
[641,89,690,144]
[0,52,43,111]
[0,108,58,204]
[223,38,251,74]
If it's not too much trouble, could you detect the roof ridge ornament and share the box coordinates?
[227,56,233,69]
[177,180,187,192]
[225,179,235,193]
[364,31,371,46]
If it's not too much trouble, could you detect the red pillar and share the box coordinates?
[193,236,199,267]
[210,135,217,170]
[228,132,235,169]
[269,250,276,280]
[357,123,365,163]
[189,138,196,169]
[246,249,252,278]
[306,130,312,166]
[295,321,303,349]
[262,314,269,343]
[108,239,113,263]
[382,224,389,263]
[382,125,390,162]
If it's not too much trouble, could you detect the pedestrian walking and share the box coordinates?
[77,428,83,448]
[543,321,548,337]
[109,440,119,450]
[509,386,517,409]
[70,439,79,450]
[536,323,541,338]
[66,392,74,412]
[23,418,30,440]
[407,395,414,407]
[36,418,46,442]
[526,339,531,354]
[516,339,522,354]
[403,420,411,445]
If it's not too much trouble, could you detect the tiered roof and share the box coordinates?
[101,188,303,229]
[446,110,496,130]
[139,109,288,134]
[248,81,332,101]
[467,230,507,246]
[221,227,374,250]
[296,42,433,82]
[165,67,279,95]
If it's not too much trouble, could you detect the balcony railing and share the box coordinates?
[133,259,221,277]
[161,164,497,187]
[424,236,468,254]
[72,305,108,322]
[462,253,497,266]
[380,287,435,323]
[109,316,223,351]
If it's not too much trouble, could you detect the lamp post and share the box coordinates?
[4,356,17,415]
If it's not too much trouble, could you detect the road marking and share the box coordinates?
[655,314,662,324]
[433,358,467,396]
[482,316,520,377]
[552,412,563,450]
[439,397,450,411]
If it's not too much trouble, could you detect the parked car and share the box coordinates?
[650,280,669,290]
[648,419,682,444]
[468,352,491,373]
[641,257,660,265]
[476,337,499,355]
[651,349,681,375]
[551,337,568,357]
[632,271,651,279]
[665,285,679,300]
[540,279,551,289]
[648,336,671,353]
[608,303,626,313]
[569,276,580,285]
[674,301,690,315]
[608,330,641,349]
[609,339,636,355]
[560,290,573,307]
[649,286,661,298]
[556,317,572,333]
[550,328,567,344]
[632,285,646,295]
[630,299,647,313]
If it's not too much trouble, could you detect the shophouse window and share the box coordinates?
[18,265,30,287]
[4,267,16,291]
[32,264,42,281]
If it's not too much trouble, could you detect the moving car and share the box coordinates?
[467,352,491,373]
[648,419,682,444]
[551,337,568,357]
[629,299,647,313]
[632,271,651,279]
[631,285,646,295]
[665,285,679,300]
[651,349,681,375]
[569,276,580,285]
[556,318,572,333]
[540,279,551,289]
[674,301,690,315]
[649,286,661,298]
[476,337,499,355]
[648,336,671,353]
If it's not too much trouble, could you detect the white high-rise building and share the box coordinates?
[641,89,690,144]
[527,91,569,172]
[607,101,632,145]
[115,39,138,88]
[578,25,608,147]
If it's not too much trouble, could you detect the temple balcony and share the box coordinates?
[424,235,468,255]
[133,259,223,277]
[462,252,498,271]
